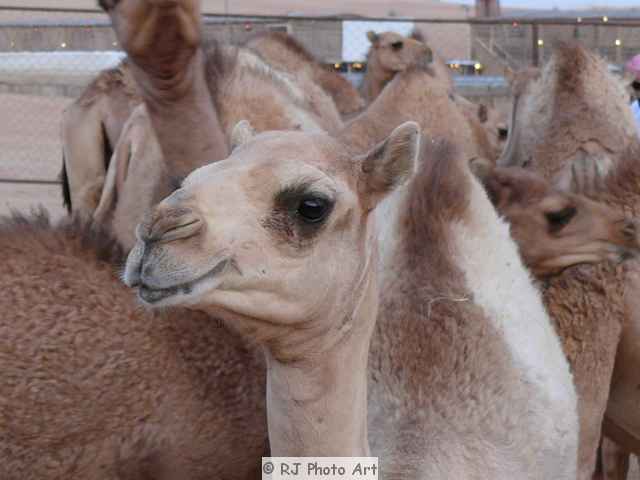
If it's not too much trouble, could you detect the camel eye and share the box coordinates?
[498,127,509,140]
[391,41,403,51]
[297,196,331,224]
[545,206,577,232]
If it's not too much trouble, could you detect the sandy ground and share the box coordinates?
[0,93,70,221]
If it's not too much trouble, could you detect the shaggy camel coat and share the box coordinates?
[0,214,268,480]
[500,43,640,480]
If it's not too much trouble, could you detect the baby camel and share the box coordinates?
[123,122,420,457]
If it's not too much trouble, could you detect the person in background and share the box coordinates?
[626,54,640,138]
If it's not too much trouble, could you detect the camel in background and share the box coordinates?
[61,24,346,220]
[361,29,508,158]
[361,30,436,103]
[500,43,640,480]
[245,30,365,116]
[343,54,497,162]
[471,159,640,278]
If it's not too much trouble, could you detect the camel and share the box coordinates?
[499,43,640,480]
[0,212,269,479]
[245,30,365,116]
[60,58,140,216]
[343,54,498,163]
[117,108,578,476]
[362,30,507,160]
[62,0,344,221]
[470,159,640,278]
[6,148,640,478]
[361,30,436,104]
[121,121,420,457]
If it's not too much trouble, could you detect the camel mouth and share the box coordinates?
[137,258,229,305]
[535,246,637,277]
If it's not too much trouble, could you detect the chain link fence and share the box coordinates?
[1,6,639,217]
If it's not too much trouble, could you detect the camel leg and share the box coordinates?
[100,0,228,174]
[601,436,630,480]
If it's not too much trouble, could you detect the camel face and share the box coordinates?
[367,31,432,74]
[124,122,419,331]
[473,161,640,276]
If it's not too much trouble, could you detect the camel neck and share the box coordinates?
[362,59,392,104]
[263,266,377,457]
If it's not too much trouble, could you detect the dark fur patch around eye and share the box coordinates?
[262,182,334,248]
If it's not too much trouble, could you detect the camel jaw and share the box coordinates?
[123,241,229,307]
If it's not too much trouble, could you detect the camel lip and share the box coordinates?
[137,258,230,305]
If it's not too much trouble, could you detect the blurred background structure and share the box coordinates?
[2,1,640,219]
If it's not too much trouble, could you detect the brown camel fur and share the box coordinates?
[60,59,139,216]
[366,139,577,478]
[499,44,637,185]
[245,30,365,116]
[342,58,497,162]
[500,43,640,480]
[0,212,268,480]
[408,28,454,90]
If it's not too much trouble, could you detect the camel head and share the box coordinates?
[366,31,432,75]
[124,121,419,349]
[471,159,640,277]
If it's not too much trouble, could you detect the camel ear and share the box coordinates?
[231,120,256,151]
[477,104,489,123]
[359,121,420,209]
[367,31,379,45]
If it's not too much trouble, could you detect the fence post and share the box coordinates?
[531,22,539,66]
